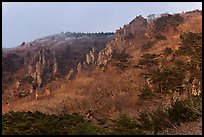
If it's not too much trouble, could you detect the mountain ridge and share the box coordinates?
[2,10,202,135]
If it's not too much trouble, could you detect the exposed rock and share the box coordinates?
[82,61,87,69]
[191,78,201,96]
[35,91,38,100]
[85,47,96,65]
[97,44,113,66]
[29,85,33,93]
[35,59,43,88]
[85,53,91,64]
[53,51,58,76]
[44,86,51,95]
[92,47,95,53]
[146,77,153,90]
[67,68,74,80]
[97,15,147,67]
[89,51,95,63]
[16,81,20,89]
[3,32,112,97]
[28,47,58,88]
[77,62,82,73]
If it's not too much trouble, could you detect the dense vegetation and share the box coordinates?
[112,50,131,70]
[139,32,202,95]
[2,112,100,135]
[141,40,156,51]
[3,94,201,135]
[154,14,184,33]
[139,53,159,68]
[136,31,202,134]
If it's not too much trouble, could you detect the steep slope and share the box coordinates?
[2,32,114,102]
[2,10,202,134]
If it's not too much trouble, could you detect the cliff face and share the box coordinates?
[2,33,114,98]
[85,47,96,65]
[97,44,113,66]
[97,15,148,67]
[28,47,57,88]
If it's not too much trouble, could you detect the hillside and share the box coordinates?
[2,10,202,135]
[2,32,114,102]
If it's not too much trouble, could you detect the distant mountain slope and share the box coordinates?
[2,32,114,98]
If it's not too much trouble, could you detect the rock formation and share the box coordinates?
[85,47,96,65]
[28,47,58,88]
[67,68,74,80]
[82,61,87,69]
[76,62,82,73]
[97,44,113,66]
[53,51,58,76]
[97,15,148,67]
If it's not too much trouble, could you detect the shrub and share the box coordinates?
[98,64,107,71]
[116,62,128,70]
[176,32,202,57]
[137,109,172,135]
[18,91,29,98]
[109,115,145,135]
[175,32,202,82]
[2,111,100,135]
[70,122,100,135]
[138,86,153,99]
[150,67,185,93]
[139,59,158,66]
[139,53,159,67]
[155,34,167,40]
[142,41,155,51]
[112,50,130,70]
[154,14,183,33]
[163,47,173,55]
[133,65,140,68]
[112,50,130,63]
[141,53,159,59]
[167,96,202,125]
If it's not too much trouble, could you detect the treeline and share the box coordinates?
[2,95,201,135]
[64,31,114,37]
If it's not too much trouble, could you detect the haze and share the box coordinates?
[2,2,202,48]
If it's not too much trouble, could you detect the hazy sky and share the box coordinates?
[2,2,202,48]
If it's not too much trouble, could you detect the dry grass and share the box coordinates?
[2,11,202,125]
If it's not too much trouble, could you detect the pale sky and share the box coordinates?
[2,2,202,48]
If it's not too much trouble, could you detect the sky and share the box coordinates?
[2,2,202,48]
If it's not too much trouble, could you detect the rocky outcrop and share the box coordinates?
[96,15,148,67]
[35,59,43,88]
[82,61,87,69]
[53,51,58,76]
[97,44,113,66]
[191,78,201,96]
[2,32,113,99]
[76,62,82,73]
[44,86,51,95]
[67,68,74,80]
[85,47,96,65]
[85,53,91,64]
[29,85,34,93]
[28,47,58,88]
[16,81,20,89]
